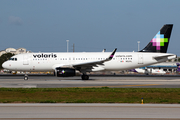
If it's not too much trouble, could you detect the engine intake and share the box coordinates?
[56,68,75,77]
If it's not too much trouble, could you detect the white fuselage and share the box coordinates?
[2,52,176,72]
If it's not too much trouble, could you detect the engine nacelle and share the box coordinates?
[55,68,76,77]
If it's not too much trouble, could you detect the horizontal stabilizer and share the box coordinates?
[153,54,176,61]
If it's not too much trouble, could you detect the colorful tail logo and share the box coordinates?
[151,31,168,50]
[140,24,173,53]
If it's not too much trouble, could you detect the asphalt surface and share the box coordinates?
[0,103,180,119]
[1,74,180,88]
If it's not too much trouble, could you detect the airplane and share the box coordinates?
[176,63,180,73]
[129,62,178,75]
[130,68,166,75]
[2,24,176,80]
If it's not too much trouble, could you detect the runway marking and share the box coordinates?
[69,84,161,88]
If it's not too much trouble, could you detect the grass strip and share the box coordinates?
[0,88,180,103]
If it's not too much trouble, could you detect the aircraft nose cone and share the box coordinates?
[2,62,8,69]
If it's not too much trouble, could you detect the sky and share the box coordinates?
[0,0,180,55]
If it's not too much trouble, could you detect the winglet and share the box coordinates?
[108,48,117,60]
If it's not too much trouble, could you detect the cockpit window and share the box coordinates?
[9,58,17,61]
[9,58,13,60]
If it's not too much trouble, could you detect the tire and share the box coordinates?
[81,75,89,80]
[24,76,28,80]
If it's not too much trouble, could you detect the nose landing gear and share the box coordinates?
[24,73,28,80]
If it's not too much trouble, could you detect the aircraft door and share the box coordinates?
[23,55,29,65]
[138,54,143,64]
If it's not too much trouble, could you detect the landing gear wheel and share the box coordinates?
[81,75,89,80]
[24,75,28,80]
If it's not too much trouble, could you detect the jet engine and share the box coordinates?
[55,67,76,77]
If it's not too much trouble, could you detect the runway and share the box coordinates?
[1,74,180,88]
[0,103,180,119]
[1,75,180,119]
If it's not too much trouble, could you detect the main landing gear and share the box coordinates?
[81,74,89,80]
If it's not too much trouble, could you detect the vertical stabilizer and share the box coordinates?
[140,24,173,53]
[176,63,180,72]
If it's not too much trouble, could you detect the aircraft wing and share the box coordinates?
[72,48,117,71]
